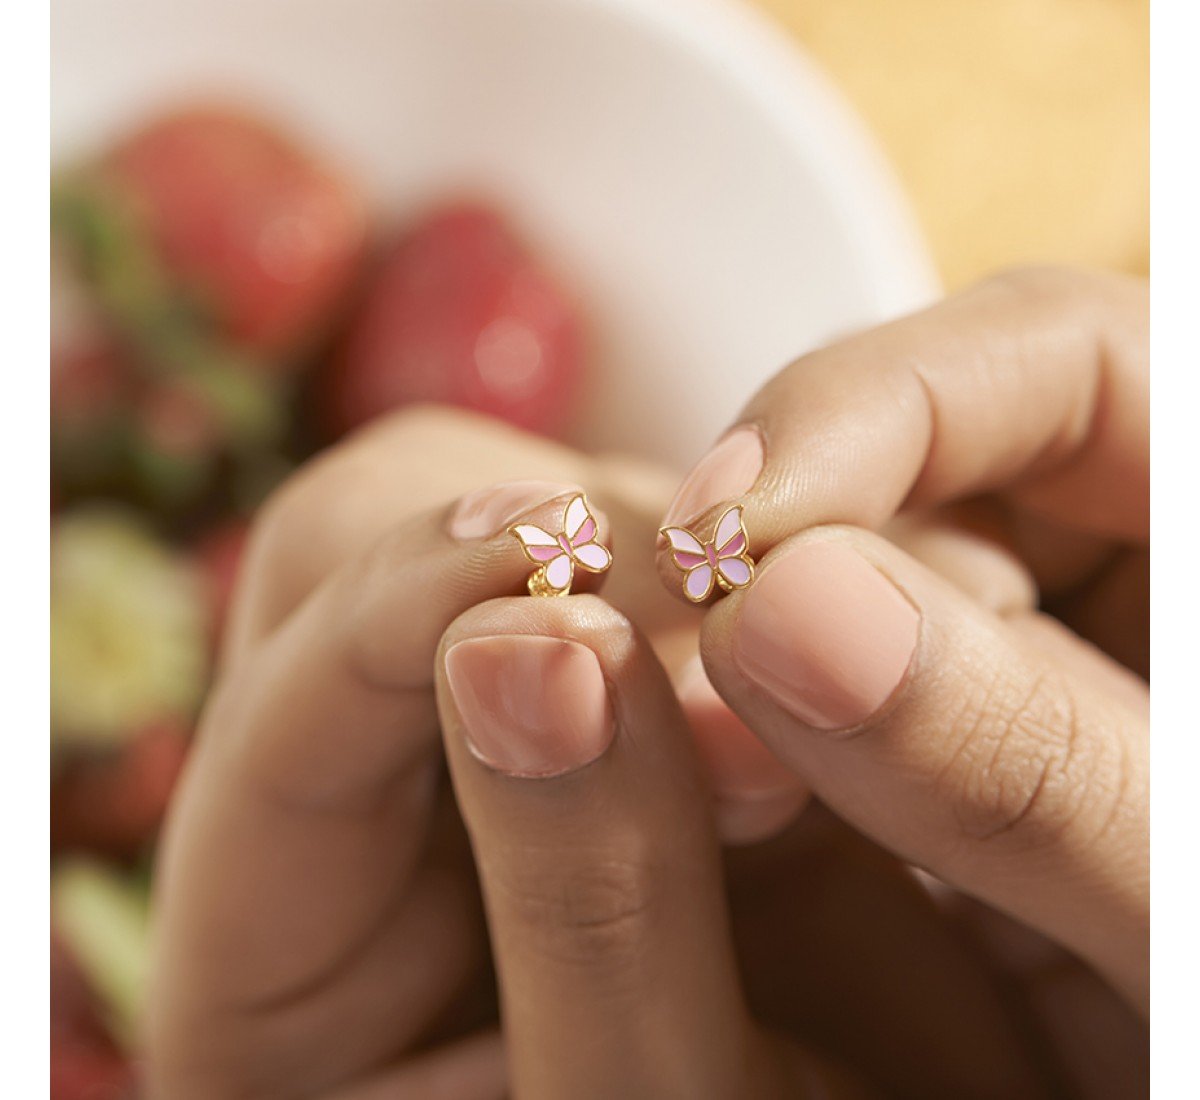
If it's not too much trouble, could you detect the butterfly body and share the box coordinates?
[509,494,612,596]
[660,505,755,603]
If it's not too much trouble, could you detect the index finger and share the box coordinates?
[658,267,1148,577]
[227,405,596,663]
[147,485,612,1094]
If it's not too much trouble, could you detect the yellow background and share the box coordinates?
[753,0,1149,288]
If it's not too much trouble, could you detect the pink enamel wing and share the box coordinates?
[660,505,755,603]
[508,494,612,595]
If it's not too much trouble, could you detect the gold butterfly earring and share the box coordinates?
[509,494,612,596]
[660,505,755,603]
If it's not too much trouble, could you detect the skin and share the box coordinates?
[147,267,1147,1098]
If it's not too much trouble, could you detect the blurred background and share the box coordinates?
[49,0,1147,1095]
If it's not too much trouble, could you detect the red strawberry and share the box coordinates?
[135,382,223,458]
[322,204,583,437]
[194,520,252,651]
[50,243,134,493]
[51,342,128,430]
[51,1044,133,1100]
[51,108,344,507]
[52,934,108,1046]
[51,934,135,1100]
[51,722,190,857]
[50,338,132,497]
[107,106,366,361]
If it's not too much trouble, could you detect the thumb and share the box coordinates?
[700,526,1148,1010]
[433,595,854,1099]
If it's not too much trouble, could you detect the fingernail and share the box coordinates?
[734,541,919,731]
[714,790,808,846]
[444,635,613,777]
[662,426,764,527]
[448,481,582,541]
[676,657,802,799]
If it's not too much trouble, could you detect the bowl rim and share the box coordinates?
[51,0,940,315]
[595,0,940,312]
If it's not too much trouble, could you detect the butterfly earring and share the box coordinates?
[660,504,756,603]
[509,493,613,596]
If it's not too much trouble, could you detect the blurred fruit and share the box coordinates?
[52,933,116,1049]
[194,519,251,652]
[52,342,129,437]
[51,171,285,425]
[50,242,127,430]
[51,341,133,498]
[51,510,209,748]
[52,862,151,1049]
[51,104,363,511]
[51,1042,133,1100]
[51,190,284,509]
[322,203,582,437]
[51,1045,133,1100]
[124,378,227,506]
[51,244,134,494]
[52,722,190,856]
[51,934,135,1100]
[106,106,367,360]
[135,382,224,459]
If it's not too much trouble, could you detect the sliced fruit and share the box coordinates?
[52,861,151,1049]
[52,932,135,1099]
[51,509,209,748]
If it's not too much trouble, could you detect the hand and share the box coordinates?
[655,268,1148,1012]
[435,587,1102,1099]
[144,407,689,1098]
[425,268,1146,1100]
[147,265,1149,1098]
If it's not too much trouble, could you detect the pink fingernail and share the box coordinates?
[444,635,613,777]
[733,541,919,731]
[448,481,582,541]
[676,657,802,800]
[713,789,809,846]
[662,426,764,527]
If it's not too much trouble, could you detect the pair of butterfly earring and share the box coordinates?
[509,493,754,603]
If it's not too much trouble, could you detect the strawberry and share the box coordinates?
[51,339,133,498]
[51,106,364,510]
[51,722,190,857]
[52,934,113,1049]
[194,519,252,652]
[51,242,135,496]
[52,342,128,433]
[50,1044,133,1100]
[51,934,135,1100]
[321,203,583,437]
[105,106,366,361]
[50,241,127,427]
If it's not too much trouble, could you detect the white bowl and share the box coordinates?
[51,0,938,468]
